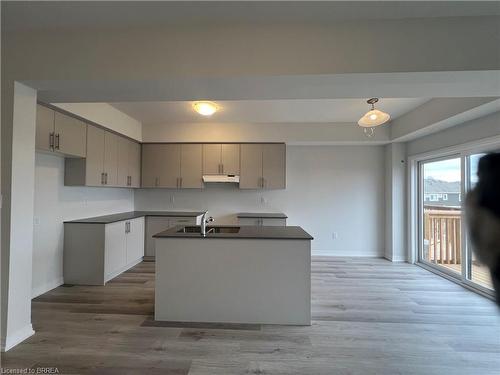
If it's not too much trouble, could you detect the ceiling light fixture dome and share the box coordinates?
[358,98,390,127]
[193,101,218,116]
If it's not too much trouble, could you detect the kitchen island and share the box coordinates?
[153,225,313,325]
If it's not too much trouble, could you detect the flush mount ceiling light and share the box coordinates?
[358,98,391,127]
[193,101,218,116]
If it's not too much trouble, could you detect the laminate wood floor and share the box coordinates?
[2,257,499,374]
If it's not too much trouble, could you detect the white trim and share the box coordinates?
[2,324,35,352]
[31,277,64,299]
[311,250,383,257]
[407,134,500,161]
[384,255,407,263]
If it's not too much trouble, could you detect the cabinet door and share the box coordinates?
[54,112,87,157]
[128,142,141,188]
[141,144,162,187]
[85,125,105,186]
[262,144,286,189]
[221,144,240,175]
[161,144,181,188]
[262,218,287,226]
[116,137,130,187]
[145,217,170,257]
[126,217,145,264]
[36,104,55,152]
[202,144,221,174]
[180,144,203,188]
[239,144,263,189]
[238,217,262,226]
[103,131,119,186]
[104,221,127,278]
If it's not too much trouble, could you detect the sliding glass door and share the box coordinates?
[419,156,462,277]
[417,151,495,294]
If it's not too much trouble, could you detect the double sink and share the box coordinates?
[177,226,241,234]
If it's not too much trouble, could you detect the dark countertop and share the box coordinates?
[64,211,206,224]
[154,225,313,240]
[237,212,288,219]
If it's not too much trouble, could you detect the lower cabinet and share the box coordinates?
[144,216,198,258]
[64,217,145,285]
[238,217,287,226]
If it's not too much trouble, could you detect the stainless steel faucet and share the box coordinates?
[200,212,214,236]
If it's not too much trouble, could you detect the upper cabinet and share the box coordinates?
[118,138,141,188]
[141,144,202,188]
[142,144,179,188]
[65,124,141,188]
[202,144,240,175]
[36,104,87,158]
[240,143,286,189]
[36,104,285,191]
[181,144,203,188]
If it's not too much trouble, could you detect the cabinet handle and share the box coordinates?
[221,164,224,174]
[105,173,108,185]
[155,177,159,187]
[49,132,55,150]
[101,172,105,185]
[180,177,183,188]
[127,176,131,186]
[55,133,60,150]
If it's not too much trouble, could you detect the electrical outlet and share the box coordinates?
[332,232,338,240]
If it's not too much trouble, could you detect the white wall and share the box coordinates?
[32,152,134,298]
[52,103,143,141]
[2,83,37,351]
[135,145,386,256]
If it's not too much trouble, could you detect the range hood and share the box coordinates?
[202,174,240,183]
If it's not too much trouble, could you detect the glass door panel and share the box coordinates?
[466,153,494,290]
[420,157,462,276]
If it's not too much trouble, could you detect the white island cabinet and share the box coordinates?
[154,225,312,325]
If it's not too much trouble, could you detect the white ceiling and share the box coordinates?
[110,98,429,125]
[4,1,500,32]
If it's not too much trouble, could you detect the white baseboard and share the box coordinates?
[31,277,64,299]
[2,324,35,352]
[312,250,384,257]
[385,256,407,262]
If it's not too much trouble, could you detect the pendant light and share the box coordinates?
[358,98,390,127]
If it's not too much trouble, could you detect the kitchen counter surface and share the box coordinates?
[64,211,206,224]
[237,212,288,219]
[154,225,313,240]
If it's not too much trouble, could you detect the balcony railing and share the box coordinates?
[423,208,462,264]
